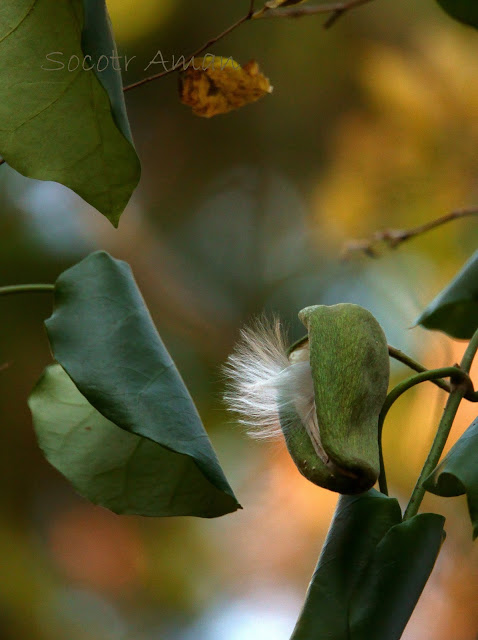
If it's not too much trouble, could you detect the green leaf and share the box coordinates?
[416,250,478,339]
[424,416,478,539]
[349,513,445,640]
[41,251,240,518]
[0,1,140,225]
[291,490,401,639]
[30,364,238,517]
[436,1,478,29]
[291,490,445,640]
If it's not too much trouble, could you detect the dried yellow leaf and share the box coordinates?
[179,56,272,118]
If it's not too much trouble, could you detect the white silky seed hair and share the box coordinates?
[223,318,327,462]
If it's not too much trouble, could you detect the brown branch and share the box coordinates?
[254,0,375,25]
[123,0,372,93]
[323,0,374,27]
[342,207,478,259]
[123,1,256,93]
[0,158,5,166]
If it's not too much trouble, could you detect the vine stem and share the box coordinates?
[388,344,478,401]
[388,345,451,394]
[378,366,473,495]
[403,328,478,520]
[0,284,54,296]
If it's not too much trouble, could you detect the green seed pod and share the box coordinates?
[280,304,390,494]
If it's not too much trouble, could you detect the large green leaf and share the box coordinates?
[41,251,240,518]
[291,490,445,640]
[436,1,478,28]
[30,364,238,517]
[415,250,478,339]
[0,1,140,225]
[424,416,478,539]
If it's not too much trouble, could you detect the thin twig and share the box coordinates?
[324,0,374,27]
[342,207,478,259]
[123,1,256,93]
[0,158,5,166]
[254,0,374,24]
[123,0,371,93]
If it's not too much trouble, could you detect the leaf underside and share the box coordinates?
[0,0,140,224]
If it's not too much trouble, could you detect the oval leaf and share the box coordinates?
[43,251,240,518]
[0,0,140,225]
[424,416,478,539]
[416,250,478,339]
[291,491,445,640]
[436,1,478,28]
[29,364,236,517]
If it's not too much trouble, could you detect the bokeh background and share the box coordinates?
[1,0,478,638]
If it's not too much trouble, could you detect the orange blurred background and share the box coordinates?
[1,1,478,638]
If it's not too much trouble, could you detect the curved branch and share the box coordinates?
[378,366,475,495]
[403,328,478,519]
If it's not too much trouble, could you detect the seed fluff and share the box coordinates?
[223,317,327,462]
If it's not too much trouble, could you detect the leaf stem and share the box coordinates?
[378,366,472,495]
[0,284,54,296]
[403,329,478,520]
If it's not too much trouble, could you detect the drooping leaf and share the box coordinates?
[179,56,272,117]
[416,250,478,339]
[349,513,445,640]
[29,364,237,517]
[291,490,445,640]
[283,304,389,494]
[290,490,402,639]
[0,1,140,225]
[436,0,478,29]
[424,416,478,539]
[42,251,240,518]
